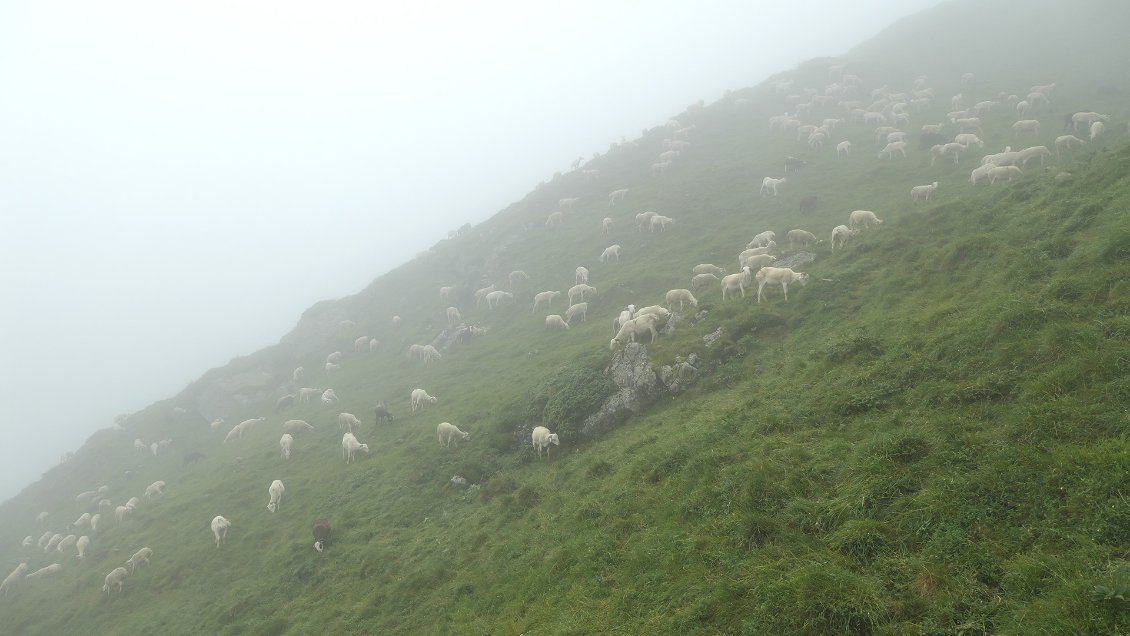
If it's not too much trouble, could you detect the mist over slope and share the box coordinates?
[3,0,1130,632]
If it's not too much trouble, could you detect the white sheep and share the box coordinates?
[267,480,285,513]
[600,244,621,262]
[36,531,52,548]
[740,253,775,271]
[55,535,77,553]
[322,389,339,404]
[665,289,698,311]
[651,161,671,176]
[144,480,166,499]
[445,306,462,327]
[437,422,471,449]
[831,224,857,250]
[1090,121,1105,141]
[545,211,564,228]
[558,197,578,210]
[325,362,341,373]
[282,419,313,434]
[44,534,63,551]
[954,133,984,148]
[76,536,90,558]
[407,343,443,363]
[473,284,497,306]
[1011,119,1040,137]
[786,229,818,248]
[411,388,438,411]
[635,211,656,231]
[115,505,132,523]
[126,496,140,509]
[955,117,982,133]
[649,215,675,232]
[742,242,776,257]
[610,314,663,349]
[25,564,63,581]
[614,307,634,333]
[911,181,939,202]
[691,273,718,290]
[210,418,225,431]
[836,140,851,158]
[292,366,304,382]
[326,351,342,364]
[133,438,146,453]
[102,566,129,594]
[970,162,996,184]
[485,290,515,308]
[0,563,28,595]
[126,547,152,573]
[602,217,613,234]
[150,442,160,456]
[90,514,101,532]
[342,432,370,463]
[1055,134,1086,155]
[531,426,560,458]
[369,338,379,352]
[35,511,48,524]
[849,210,882,229]
[21,536,33,547]
[279,433,294,460]
[568,283,595,305]
[439,285,455,302]
[878,141,907,159]
[607,188,629,206]
[756,267,810,303]
[692,264,726,276]
[545,315,570,330]
[720,267,753,300]
[748,230,776,248]
[564,302,589,324]
[508,270,529,288]
[1017,145,1051,167]
[353,336,369,353]
[73,512,92,529]
[298,387,321,402]
[210,516,231,548]
[338,412,362,432]
[760,176,786,196]
[532,290,561,312]
[988,165,1023,184]
[1071,111,1108,131]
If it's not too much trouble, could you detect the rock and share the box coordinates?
[429,325,489,352]
[580,343,665,439]
[773,251,817,269]
[658,355,700,395]
[703,327,723,348]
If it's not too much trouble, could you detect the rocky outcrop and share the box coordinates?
[579,344,700,439]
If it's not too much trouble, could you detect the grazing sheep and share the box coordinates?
[600,244,621,262]
[437,422,471,449]
[665,289,698,311]
[692,264,726,276]
[338,412,362,432]
[76,536,90,558]
[485,290,515,308]
[545,211,564,228]
[831,224,857,250]
[473,284,497,306]
[610,314,663,349]
[411,388,438,411]
[45,534,63,551]
[1071,111,1108,131]
[36,531,52,548]
[607,188,629,206]
[102,566,129,594]
[878,141,908,159]
[564,302,589,324]
[532,290,561,312]
[635,211,656,231]
[26,564,63,580]
[282,419,314,434]
[787,229,818,248]
[21,536,32,547]
[73,512,92,529]
[275,394,296,410]
[115,505,132,523]
[568,283,596,305]
[720,266,753,300]
[691,273,719,290]
[741,253,776,271]
[545,314,569,330]
[1054,134,1086,155]
[954,133,984,148]
[748,230,776,248]
[955,117,982,134]
[298,387,322,402]
[279,433,294,460]
[292,366,304,382]
[326,351,343,364]
[836,140,851,158]
[0,563,28,595]
[602,217,614,234]
[614,307,635,333]
[407,343,443,363]
[988,165,1023,184]
[1090,121,1105,141]
[126,496,140,509]
[911,181,939,202]
[126,547,152,573]
[321,389,339,404]
[313,518,332,552]
[760,176,786,196]
[55,535,77,553]
[35,511,48,524]
[144,481,166,499]
[353,336,369,352]
[374,402,394,425]
[90,514,101,532]
[369,338,379,352]
[210,516,231,548]
[531,426,560,459]
[756,267,810,303]
[267,480,285,513]
[849,210,882,229]
[325,362,341,373]
[649,215,674,232]
[559,197,578,210]
[1012,119,1040,137]
[342,432,370,463]
[445,306,462,327]
[1017,145,1051,167]
[508,270,529,289]
[970,162,996,184]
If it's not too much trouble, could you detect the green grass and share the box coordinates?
[5,2,1130,633]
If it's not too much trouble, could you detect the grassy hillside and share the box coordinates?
[3,0,1130,633]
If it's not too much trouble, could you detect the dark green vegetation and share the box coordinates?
[3,1,1130,633]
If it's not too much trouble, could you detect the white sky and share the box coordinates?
[0,0,940,501]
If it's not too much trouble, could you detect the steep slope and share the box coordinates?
[3,0,1130,633]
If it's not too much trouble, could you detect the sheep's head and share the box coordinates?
[314,541,324,552]
[795,273,811,286]
[359,444,370,454]
[549,434,560,446]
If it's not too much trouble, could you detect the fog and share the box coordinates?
[0,0,940,501]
